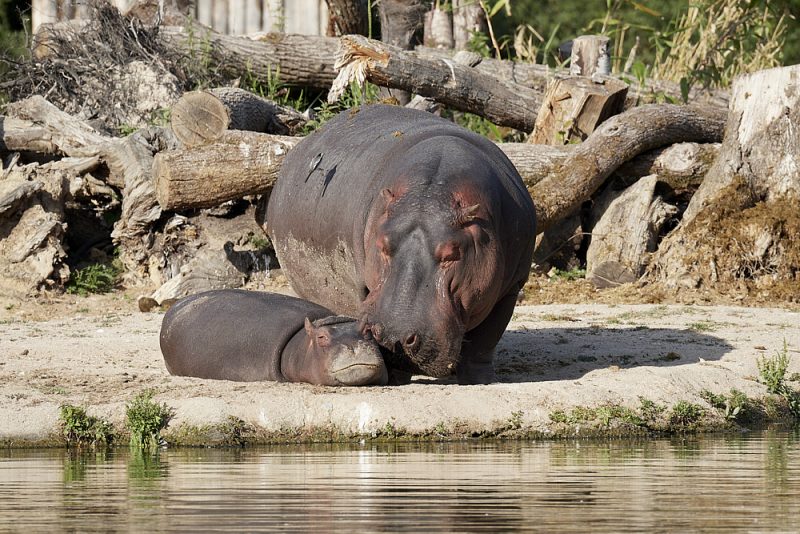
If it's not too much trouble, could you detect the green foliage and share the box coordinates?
[125,390,173,450]
[66,261,122,296]
[669,401,705,428]
[758,340,791,394]
[757,341,800,420]
[59,404,114,446]
[549,267,586,281]
[700,388,751,421]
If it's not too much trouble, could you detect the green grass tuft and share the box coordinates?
[59,404,114,446]
[125,390,173,450]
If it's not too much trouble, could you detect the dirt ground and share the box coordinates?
[1,276,799,446]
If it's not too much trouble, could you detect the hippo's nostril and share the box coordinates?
[403,334,419,351]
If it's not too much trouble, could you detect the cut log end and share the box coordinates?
[171,91,230,147]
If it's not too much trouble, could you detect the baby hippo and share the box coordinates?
[160,289,388,386]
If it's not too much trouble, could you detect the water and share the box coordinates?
[1,430,798,532]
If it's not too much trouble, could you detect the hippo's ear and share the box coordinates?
[455,204,480,227]
[305,317,332,347]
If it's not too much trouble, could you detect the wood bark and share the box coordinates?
[158,26,340,90]
[531,103,726,234]
[329,35,540,132]
[378,0,426,104]
[649,65,800,291]
[530,75,628,145]
[325,0,370,37]
[153,130,302,210]
[585,175,677,288]
[614,142,719,191]
[171,87,307,147]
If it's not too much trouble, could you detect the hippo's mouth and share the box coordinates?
[330,362,389,386]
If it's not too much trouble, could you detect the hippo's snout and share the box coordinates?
[329,342,389,386]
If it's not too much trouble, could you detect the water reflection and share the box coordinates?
[1,430,798,532]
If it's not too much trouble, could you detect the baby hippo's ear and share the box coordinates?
[304,317,331,347]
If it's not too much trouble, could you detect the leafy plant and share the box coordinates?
[125,390,173,450]
[757,340,800,420]
[669,401,705,428]
[549,267,586,281]
[60,404,114,446]
[66,261,122,296]
[700,389,751,421]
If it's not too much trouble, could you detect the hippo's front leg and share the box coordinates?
[456,288,521,385]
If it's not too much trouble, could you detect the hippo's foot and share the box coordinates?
[456,357,496,385]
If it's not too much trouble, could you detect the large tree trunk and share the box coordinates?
[329,35,540,131]
[648,65,800,294]
[377,0,426,104]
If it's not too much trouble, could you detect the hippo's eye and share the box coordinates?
[436,242,461,266]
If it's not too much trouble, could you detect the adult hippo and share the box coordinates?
[160,289,388,386]
[265,105,536,384]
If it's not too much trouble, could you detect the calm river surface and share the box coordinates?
[1,430,798,532]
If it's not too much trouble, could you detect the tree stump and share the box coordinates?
[423,6,454,49]
[529,75,629,145]
[648,65,800,296]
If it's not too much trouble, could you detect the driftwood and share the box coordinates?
[329,35,540,132]
[171,87,307,147]
[529,75,628,145]
[585,175,677,288]
[649,65,800,292]
[2,96,110,157]
[153,130,302,210]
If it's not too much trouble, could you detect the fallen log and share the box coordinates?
[154,105,725,222]
[329,35,540,132]
[153,130,302,210]
[171,87,307,147]
[532,103,726,233]
[158,25,340,90]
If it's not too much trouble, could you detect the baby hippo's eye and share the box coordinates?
[436,242,461,265]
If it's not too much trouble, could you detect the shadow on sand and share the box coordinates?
[490,325,733,383]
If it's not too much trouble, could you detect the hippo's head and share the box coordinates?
[303,316,389,386]
[362,183,503,377]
